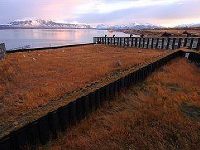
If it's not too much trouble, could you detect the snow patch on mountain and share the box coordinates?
[1,19,92,29]
[96,23,160,30]
[176,23,200,28]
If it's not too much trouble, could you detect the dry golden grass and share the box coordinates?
[121,28,200,37]
[0,45,166,124]
[42,58,200,150]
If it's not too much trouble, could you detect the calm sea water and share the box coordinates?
[0,29,129,50]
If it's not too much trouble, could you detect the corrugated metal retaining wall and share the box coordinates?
[0,50,199,150]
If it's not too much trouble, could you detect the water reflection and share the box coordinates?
[0,29,129,50]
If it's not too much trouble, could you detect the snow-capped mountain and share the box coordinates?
[96,24,111,30]
[96,23,160,30]
[0,19,92,29]
[176,23,200,28]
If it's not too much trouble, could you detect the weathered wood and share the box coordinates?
[0,43,6,60]
[122,38,124,47]
[116,38,119,46]
[183,38,188,47]
[151,38,154,49]
[135,38,138,47]
[131,38,134,47]
[138,38,141,48]
[146,38,150,49]
[94,36,200,51]
[172,38,176,50]
[178,38,182,48]
[196,38,200,50]
[142,38,145,48]
[161,38,165,49]
[189,38,194,49]
[166,38,170,49]
[126,37,129,47]
[155,38,159,49]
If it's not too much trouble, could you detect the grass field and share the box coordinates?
[120,28,200,37]
[40,58,200,150]
[0,45,167,128]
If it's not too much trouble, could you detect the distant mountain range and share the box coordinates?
[175,23,200,28]
[96,23,161,30]
[0,19,200,30]
[0,19,92,29]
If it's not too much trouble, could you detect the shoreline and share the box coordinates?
[115,28,200,37]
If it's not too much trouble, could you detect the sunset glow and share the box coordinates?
[0,0,200,27]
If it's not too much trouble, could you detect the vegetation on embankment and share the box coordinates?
[118,28,200,37]
[0,45,167,128]
[42,58,200,150]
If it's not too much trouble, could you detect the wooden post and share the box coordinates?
[123,37,125,47]
[139,38,141,48]
[183,38,188,47]
[120,37,122,46]
[105,35,107,45]
[196,38,200,51]
[135,38,138,47]
[166,38,170,49]
[115,37,118,46]
[96,37,99,43]
[161,38,165,49]
[127,37,129,47]
[131,37,134,47]
[112,35,115,45]
[172,38,176,50]
[189,38,194,49]
[111,37,113,45]
[117,37,119,46]
[151,38,154,49]
[0,43,6,60]
[122,37,124,47]
[146,38,150,48]
[142,38,145,48]
[155,38,159,49]
[177,38,182,48]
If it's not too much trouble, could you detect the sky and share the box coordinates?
[0,0,200,27]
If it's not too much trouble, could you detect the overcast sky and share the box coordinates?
[0,0,199,27]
